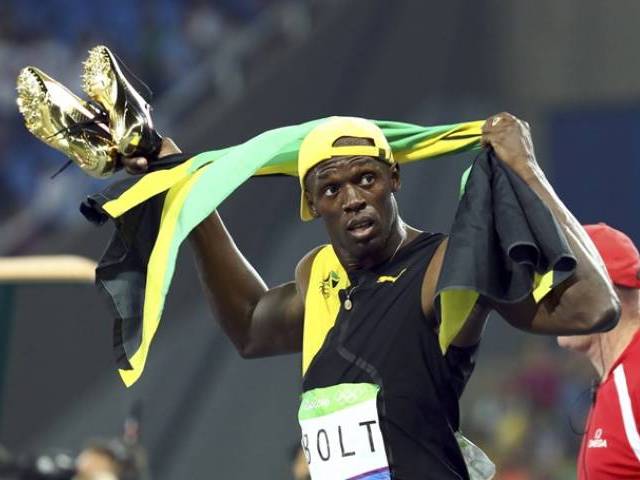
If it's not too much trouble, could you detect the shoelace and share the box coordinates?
[49,51,154,179]
[112,50,154,103]
[48,117,111,179]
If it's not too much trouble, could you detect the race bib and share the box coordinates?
[298,383,390,480]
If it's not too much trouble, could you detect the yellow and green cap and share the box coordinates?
[298,116,394,221]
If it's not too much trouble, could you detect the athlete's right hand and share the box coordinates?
[120,137,182,175]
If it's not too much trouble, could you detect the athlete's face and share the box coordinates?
[304,156,400,260]
[75,449,118,480]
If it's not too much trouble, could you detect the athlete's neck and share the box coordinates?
[338,218,420,272]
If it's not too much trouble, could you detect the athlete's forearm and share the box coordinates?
[190,211,269,353]
[482,113,620,334]
[123,138,296,354]
[145,139,270,348]
[516,166,620,334]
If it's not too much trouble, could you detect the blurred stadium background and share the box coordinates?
[1,0,640,478]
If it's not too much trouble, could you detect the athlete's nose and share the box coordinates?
[342,184,366,213]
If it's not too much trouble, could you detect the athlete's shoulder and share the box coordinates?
[295,245,330,298]
[296,245,328,274]
[423,233,448,273]
[418,234,447,299]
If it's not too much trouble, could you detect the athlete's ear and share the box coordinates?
[304,190,320,218]
[390,163,400,193]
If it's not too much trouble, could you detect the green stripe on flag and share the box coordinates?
[102,117,484,386]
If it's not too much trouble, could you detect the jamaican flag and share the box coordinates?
[435,149,577,353]
[85,117,485,386]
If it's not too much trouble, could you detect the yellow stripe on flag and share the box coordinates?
[103,159,197,219]
[119,168,207,386]
[438,289,480,353]
[394,121,483,164]
[256,163,298,176]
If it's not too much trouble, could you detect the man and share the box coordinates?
[558,223,640,479]
[291,445,311,480]
[119,113,618,479]
[74,438,149,480]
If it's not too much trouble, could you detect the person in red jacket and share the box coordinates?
[558,223,640,479]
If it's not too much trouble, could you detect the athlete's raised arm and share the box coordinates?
[123,138,316,358]
[482,113,619,335]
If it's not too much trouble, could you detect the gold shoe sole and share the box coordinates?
[82,45,161,157]
[16,66,118,178]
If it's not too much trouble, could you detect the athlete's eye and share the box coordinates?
[360,173,375,186]
[323,184,339,197]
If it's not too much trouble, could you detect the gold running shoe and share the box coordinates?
[82,45,162,158]
[16,66,118,178]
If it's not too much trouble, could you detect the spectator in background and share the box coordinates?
[290,446,310,480]
[0,0,277,230]
[462,337,586,479]
[558,223,640,479]
[74,438,149,480]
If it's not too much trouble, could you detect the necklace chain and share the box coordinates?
[344,233,406,311]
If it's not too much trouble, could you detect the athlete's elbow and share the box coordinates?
[571,297,621,334]
[237,343,266,359]
[589,299,621,333]
[236,335,276,358]
[234,336,265,358]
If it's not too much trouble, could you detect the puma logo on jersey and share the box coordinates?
[377,268,407,284]
[320,271,341,298]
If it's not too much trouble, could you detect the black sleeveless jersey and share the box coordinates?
[302,232,478,479]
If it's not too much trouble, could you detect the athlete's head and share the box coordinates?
[299,117,401,262]
[75,438,148,480]
[558,223,640,354]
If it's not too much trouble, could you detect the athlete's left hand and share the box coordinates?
[481,112,541,182]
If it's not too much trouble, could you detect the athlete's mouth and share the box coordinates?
[347,218,374,231]
[346,216,377,240]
